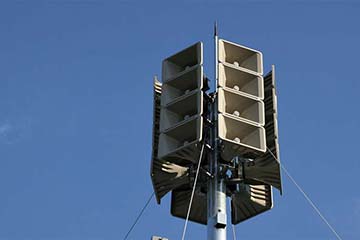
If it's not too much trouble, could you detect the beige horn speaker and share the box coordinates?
[218,114,266,161]
[158,41,204,164]
[158,116,203,164]
[218,62,264,100]
[218,88,265,126]
[162,42,203,81]
[160,90,203,132]
[218,39,263,75]
[161,65,203,106]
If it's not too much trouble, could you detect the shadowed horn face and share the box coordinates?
[151,42,205,204]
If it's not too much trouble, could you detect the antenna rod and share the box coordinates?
[214,21,218,37]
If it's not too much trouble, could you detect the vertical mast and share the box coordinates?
[207,21,227,240]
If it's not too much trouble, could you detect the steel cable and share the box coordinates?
[267,148,343,240]
[123,191,155,240]
[180,142,206,240]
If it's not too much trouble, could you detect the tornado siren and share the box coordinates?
[150,32,282,240]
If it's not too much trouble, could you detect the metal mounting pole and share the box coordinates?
[207,22,227,240]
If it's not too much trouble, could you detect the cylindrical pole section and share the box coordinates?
[207,22,227,240]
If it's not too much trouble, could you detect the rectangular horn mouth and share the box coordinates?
[218,88,265,126]
[218,114,266,161]
[158,116,203,163]
[219,63,264,100]
[160,91,203,132]
[161,66,203,106]
[219,39,263,75]
[162,42,203,81]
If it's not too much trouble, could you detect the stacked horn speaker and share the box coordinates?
[217,39,274,223]
[218,39,266,161]
[158,42,204,164]
[150,38,283,226]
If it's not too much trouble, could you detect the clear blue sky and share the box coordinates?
[1,1,359,240]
